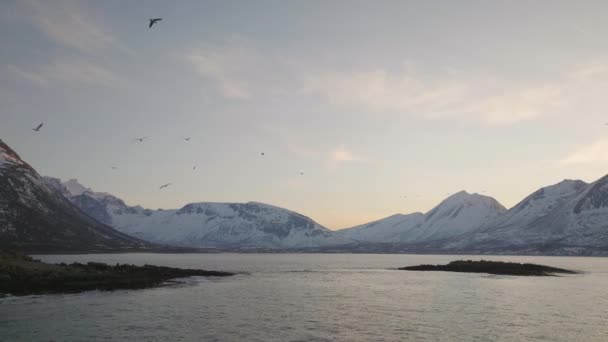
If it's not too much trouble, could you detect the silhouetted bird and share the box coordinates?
[193,166,197,170]
[133,137,148,143]
[33,123,43,132]
[111,166,118,170]
[300,172,304,175]
[149,18,162,28]
[261,152,265,156]
[159,183,172,189]
[184,137,191,141]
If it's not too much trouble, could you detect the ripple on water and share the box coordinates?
[2,253,608,342]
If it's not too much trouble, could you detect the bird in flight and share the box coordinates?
[148,18,162,28]
[300,172,304,175]
[133,137,148,143]
[111,166,118,170]
[184,137,191,141]
[159,183,172,189]
[193,165,197,170]
[261,152,265,156]
[32,123,43,132]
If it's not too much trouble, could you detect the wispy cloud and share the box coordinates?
[182,39,608,126]
[303,68,469,116]
[184,39,300,100]
[185,42,266,99]
[302,64,569,125]
[5,65,48,86]
[21,0,118,53]
[559,139,608,165]
[464,84,564,125]
[328,146,367,168]
[6,60,117,87]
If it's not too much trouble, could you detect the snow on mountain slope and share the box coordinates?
[406,191,506,242]
[0,140,148,252]
[336,191,506,243]
[335,213,424,242]
[444,178,608,251]
[482,180,587,232]
[47,179,351,249]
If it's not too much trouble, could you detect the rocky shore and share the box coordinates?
[0,250,234,296]
[399,260,577,276]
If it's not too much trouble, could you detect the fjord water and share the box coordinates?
[2,254,607,341]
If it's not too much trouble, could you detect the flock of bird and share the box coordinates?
[27,17,306,191]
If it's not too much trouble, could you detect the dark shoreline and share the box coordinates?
[398,260,578,276]
[0,250,234,297]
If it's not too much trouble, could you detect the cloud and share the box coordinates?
[184,40,301,100]
[5,65,48,86]
[185,43,264,99]
[568,60,608,80]
[303,65,569,125]
[6,60,117,86]
[559,139,608,165]
[182,38,608,126]
[21,0,119,53]
[328,146,367,168]
[464,84,564,125]
[304,68,470,115]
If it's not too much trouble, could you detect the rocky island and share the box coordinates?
[0,250,234,296]
[399,260,577,276]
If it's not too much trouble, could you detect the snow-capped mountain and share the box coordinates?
[335,213,424,242]
[336,191,506,244]
[47,179,351,249]
[0,139,148,252]
[446,177,608,253]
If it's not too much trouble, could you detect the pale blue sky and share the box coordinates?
[2,0,608,228]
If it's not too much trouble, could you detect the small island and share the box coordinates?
[398,260,577,276]
[0,250,234,296]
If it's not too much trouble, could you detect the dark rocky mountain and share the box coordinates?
[0,139,149,253]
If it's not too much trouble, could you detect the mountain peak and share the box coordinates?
[434,190,505,211]
[63,179,91,196]
[0,140,147,252]
[0,139,26,169]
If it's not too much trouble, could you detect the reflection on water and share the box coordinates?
[1,253,607,341]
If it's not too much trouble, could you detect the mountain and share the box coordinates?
[336,191,506,244]
[334,213,424,242]
[0,139,149,253]
[47,179,351,249]
[445,178,608,254]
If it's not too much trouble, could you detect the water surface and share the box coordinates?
[1,253,607,341]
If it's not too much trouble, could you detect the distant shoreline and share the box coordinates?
[0,250,234,297]
[27,249,608,257]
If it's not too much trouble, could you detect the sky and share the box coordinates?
[2,0,608,229]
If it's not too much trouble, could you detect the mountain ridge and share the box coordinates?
[336,190,506,244]
[46,178,352,249]
[0,139,150,253]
